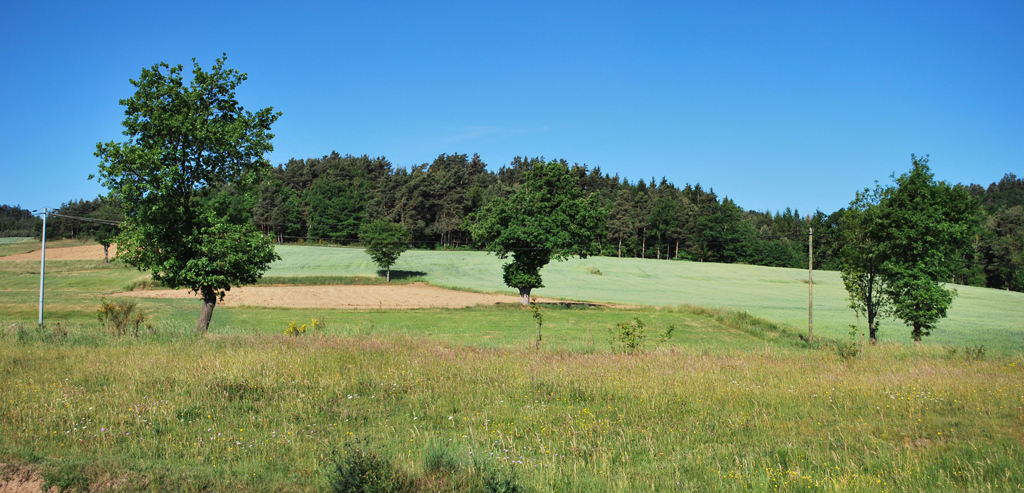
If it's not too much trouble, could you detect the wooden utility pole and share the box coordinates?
[807,226,813,342]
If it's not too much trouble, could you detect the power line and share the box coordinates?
[47,212,121,226]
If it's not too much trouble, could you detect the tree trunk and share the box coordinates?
[195,287,217,334]
[519,287,531,306]
[642,233,646,258]
[387,267,391,283]
[618,238,621,258]
[102,244,109,264]
[868,320,877,344]
[675,241,679,260]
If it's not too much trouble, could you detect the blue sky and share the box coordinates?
[1,1,1021,215]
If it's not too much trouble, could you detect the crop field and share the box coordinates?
[267,245,1024,354]
[1,242,1023,492]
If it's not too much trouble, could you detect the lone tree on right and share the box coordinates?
[871,155,979,344]
[469,159,605,305]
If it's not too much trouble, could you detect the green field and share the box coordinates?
[266,245,1024,354]
[3,330,1022,492]
[2,244,1024,491]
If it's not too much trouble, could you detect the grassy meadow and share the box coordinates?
[2,241,1024,491]
[3,330,1023,492]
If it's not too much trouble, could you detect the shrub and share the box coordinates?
[285,321,307,337]
[833,325,862,360]
[97,298,150,337]
[964,344,986,362]
[320,439,414,493]
[609,317,646,354]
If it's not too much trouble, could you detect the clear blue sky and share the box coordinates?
[1,1,1021,215]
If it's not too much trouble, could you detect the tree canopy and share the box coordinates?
[839,184,892,342]
[874,155,979,342]
[469,159,606,305]
[94,55,281,333]
[359,219,411,282]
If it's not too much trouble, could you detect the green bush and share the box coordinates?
[609,317,646,354]
[321,439,414,493]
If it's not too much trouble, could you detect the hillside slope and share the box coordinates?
[268,245,1024,352]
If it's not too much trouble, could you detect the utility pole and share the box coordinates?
[807,226,813,343]
[38,208,47,327]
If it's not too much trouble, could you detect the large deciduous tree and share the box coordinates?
[469,160,605,305]
[94,55,281,333]
[874,155,979,343]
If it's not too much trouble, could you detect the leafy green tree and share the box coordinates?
[359,219,411,282]
[469,160,606,305]
[840,185,892,343]
[94,55,281,333]
[86,200,123,263]
[874,155,980,343]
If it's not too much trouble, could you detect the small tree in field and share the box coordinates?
[469,160,605,305]
[360,219,411,282]
[840,184,893,343]
[94,55,281,333]
[87,200,122,264]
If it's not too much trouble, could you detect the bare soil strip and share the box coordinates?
[0,464,50,493]
[113,282,564,310]
[0,244,116,261]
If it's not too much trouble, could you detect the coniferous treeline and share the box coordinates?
[0,205,40,237]
[966,173,1024,291]
[6,154,1021,292]
[237,152,842,269]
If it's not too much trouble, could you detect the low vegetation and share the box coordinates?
[2,327,1022,492]
[2,244,1022,491]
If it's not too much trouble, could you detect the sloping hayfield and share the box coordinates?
[0,244,116,261]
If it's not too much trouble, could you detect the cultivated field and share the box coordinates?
[1,241,1023,492]
[265,245,1024,353]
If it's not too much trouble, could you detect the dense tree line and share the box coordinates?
[966,173,1024,291]
[0,205,40,237]
[8,152,1021,293]
[235,151,844,270]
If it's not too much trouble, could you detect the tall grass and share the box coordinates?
[2,326,1022,492]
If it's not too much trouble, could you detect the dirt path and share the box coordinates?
[113,282,568,310]
[0,244,116,261]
